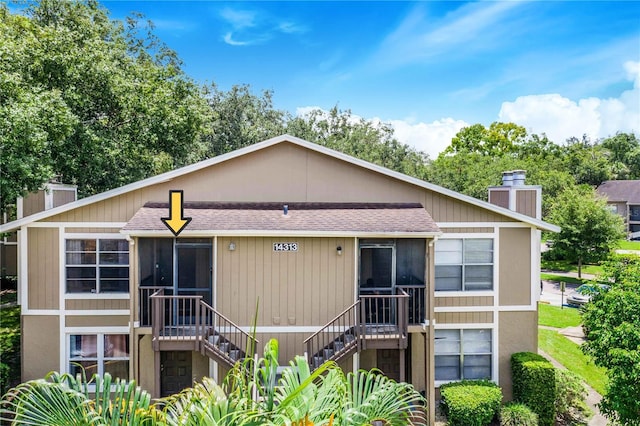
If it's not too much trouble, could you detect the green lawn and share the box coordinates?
[538,328,608,395]
[540,273,588,286]
[617,240,640,250]
[538,303,582,328]
[541,259,604,276]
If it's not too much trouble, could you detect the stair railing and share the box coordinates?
[303,301,361,369]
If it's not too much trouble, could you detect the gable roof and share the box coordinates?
[0,134,560,233]
[597,180,640,204]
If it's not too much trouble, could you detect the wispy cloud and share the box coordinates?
[218,6,307,47]
[371,1,528,68]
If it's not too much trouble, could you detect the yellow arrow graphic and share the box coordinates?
[161,190,192,236]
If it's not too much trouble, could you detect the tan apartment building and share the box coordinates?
[0,135,558,424]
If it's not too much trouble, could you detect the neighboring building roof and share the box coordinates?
[0,135,560,233]
[597,180,640,204]
[122,202,440,237]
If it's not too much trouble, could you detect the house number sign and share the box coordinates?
[273,242,298,252]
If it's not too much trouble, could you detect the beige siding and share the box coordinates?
[217,237,354,328]
[499,311,537,400]
[65,299,130,310]
[435,312,493,323]
[252,332,308,364]
[137,334,156,394]
[53,189,76,207]
[499,228,532,306]
[23,315,59,381]
[28,227,59,310]
[23,190,45,217]
[47,142,511,225]
[65,315,129,327]
[65,228,122,233]
[423,190,507,223]
[488,189,510,209]
[435,296,493,307]
[192,351,210,384]
[441,227,494,233]
[516,189,537,218]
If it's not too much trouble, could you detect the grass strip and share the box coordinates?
[538,328,607,395]
[540,273,588,286]
[538,303,582,328]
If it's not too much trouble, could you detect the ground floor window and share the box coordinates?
[68,334,129,379]
[435,328,492,381]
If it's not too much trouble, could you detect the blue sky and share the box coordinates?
[69,2,640,155]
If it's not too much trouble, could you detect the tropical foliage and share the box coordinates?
[0,338,426,425]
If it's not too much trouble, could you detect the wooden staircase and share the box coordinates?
[304,289,410,371]
[148,288,257,369]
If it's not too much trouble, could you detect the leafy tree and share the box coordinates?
[0,0,210,209]
[602,132,640,179]
[546,186,625,277]
[444,122,527,156]
[287,107,430,180]
[582,255,640,425]
[204,84,288,157]
[562,137,612,186]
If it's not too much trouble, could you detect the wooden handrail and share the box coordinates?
[303,301,360,344]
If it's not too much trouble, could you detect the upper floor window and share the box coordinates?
[435,238,493,291]
[66,239,129,293]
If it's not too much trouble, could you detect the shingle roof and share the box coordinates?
[597,180,640,204]
[122,202,440,235]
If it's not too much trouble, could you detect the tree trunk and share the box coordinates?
[577,257,583,279]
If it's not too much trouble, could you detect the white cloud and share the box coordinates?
[388,118,468,158]
[499,61,640,143]
[295,107,467,158]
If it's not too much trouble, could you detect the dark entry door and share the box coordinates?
[175,239,212,304]
[161,351,192,397]
[377,349,401,382]
[359,243,395,324]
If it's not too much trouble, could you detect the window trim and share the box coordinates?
[65,236,130,295]
[434,328,493,385]
[434,237,494,292]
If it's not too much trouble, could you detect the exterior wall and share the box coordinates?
[217,236,355,328]
[27,227,59,310]
[488,189,510,209]
[435,311,493,323]
[65,299,129,310]
[22,315,59,381]
[0,241,17,276]
[53,188,76,208]
[23,191,45,217]
[192,351,210,384]
[499,228,532,306]
[515,189,538,218]
[137,334,156,394]
[499,311,537,400]
[47,142,508,225]
[435,296,493,307]
[65,315,129,327]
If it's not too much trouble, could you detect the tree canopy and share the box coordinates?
[546,186,625,276]
[0,0,210,208]
[582,255,640,424]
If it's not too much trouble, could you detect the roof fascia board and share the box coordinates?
[120,230,443,239]
[1,134,559,233]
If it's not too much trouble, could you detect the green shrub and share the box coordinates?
[440,380,502,426]
[555,369,592,425]
[500,403,538,426]
[511,352,557,426]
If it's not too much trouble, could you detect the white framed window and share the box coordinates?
[435,238,493,291]
[66,238,129,293]
[68,333,129,379]
[435,328,492,381]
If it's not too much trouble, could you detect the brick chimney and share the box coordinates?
[488,170,541,219]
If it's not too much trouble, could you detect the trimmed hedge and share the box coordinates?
[511,352,556,426]
[440,380,502,426]
[500,403,538,426]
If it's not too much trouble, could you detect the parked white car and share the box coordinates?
[566,284,610,307]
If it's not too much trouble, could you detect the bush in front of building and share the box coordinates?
[499,402,538,426]
[440,380,502,426]
[555,369,592,425]
[511,352,556,426]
